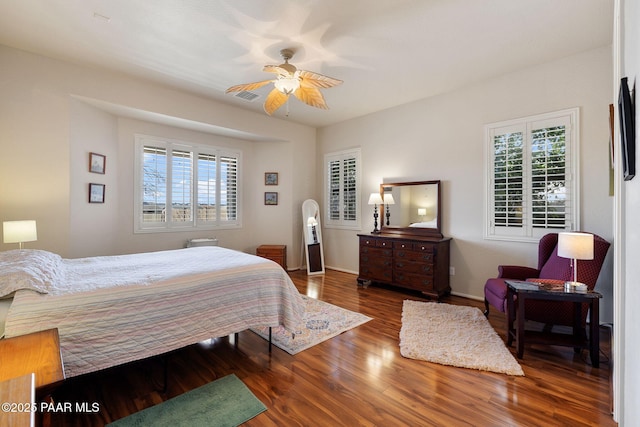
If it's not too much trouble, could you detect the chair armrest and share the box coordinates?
[497,265,540,280]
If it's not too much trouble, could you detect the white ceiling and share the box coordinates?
[0,0,613,128]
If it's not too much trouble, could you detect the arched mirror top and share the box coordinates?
[379,180,442,238]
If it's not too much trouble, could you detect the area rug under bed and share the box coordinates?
[251,295,372,354]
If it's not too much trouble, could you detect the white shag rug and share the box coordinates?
[399,300,524,376]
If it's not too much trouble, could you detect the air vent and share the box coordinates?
[234,91,260,102]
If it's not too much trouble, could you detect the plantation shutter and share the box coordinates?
[328,159,341,221]
[142,146,167,224]
[220,154,238,222]
[492,129,524,233]
[135,135,242,232]
[530,123,570,230]
[485,108,577,242]
[325,148,361,229]
[170,149,193,224]
[197,153,216,222]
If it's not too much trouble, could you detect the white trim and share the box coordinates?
[612,0,623,422]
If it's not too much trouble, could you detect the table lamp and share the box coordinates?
[3,220,38,249]
[557,232,594,291]
[368,193,384,233]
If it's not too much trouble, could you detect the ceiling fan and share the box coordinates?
[226,48,343,115]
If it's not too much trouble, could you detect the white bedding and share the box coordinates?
[409,219,438,228]
[3,247,305,378]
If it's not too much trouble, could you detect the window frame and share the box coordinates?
[484,108,580,243]
[134,134,242,233]
[324,147,362,230]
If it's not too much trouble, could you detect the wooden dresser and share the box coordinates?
[357,233,451,299]
[256,245,287,270]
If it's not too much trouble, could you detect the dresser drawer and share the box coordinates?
[394,271,434,291]
[360,245,393,258]
[359,264,393,282]
[394,249,434,263]
[394,259,433,274]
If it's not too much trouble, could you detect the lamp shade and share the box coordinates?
[368,193,384,205]
[383,193,395,205]
[417,208,427,216]
[3,220,38,244]
[558,232,594,260]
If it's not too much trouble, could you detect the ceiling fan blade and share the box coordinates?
[225,79,273,93]
[298,70,343,89]
[293,86,329,110]
[263,65,292,77]
[263,88,289,115]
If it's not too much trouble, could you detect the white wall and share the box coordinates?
[0,45,316,266]
[318,46,614,319]
[620,0,640,423]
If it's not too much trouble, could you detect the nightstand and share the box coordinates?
[0,373,35,427]
[0,329,65,396]
[256,245,287,270]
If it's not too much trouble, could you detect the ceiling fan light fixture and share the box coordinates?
[274,76,300,94]
[226,47,342,115]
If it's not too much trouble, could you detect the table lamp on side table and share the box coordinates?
[3,220,37,249]
[558,232,594,291]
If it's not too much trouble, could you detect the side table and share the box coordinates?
[505,280,602,367]
[0,373,35,427]
[0,329,65,396]
[256,245,287,270]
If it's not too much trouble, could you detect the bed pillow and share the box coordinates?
[0,249,63,298]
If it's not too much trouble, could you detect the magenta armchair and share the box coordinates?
[484,233,610,329]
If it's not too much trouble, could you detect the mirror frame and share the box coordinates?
[379,180,443,238]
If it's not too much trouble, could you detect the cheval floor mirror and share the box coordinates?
[302,199,325,275]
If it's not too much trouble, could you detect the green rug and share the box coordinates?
[107,374,266,427]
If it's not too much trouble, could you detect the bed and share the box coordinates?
[0,246,304,378]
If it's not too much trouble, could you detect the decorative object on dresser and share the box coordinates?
[367,192,384,233]
[256,245,287,270]
[358,180,450,299]
[383,192,395,226]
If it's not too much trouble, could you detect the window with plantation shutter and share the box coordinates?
[135,135,241,232]
[485,108,579,242]
[325,148,361,229]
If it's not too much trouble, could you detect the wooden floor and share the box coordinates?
[50,269,616,426]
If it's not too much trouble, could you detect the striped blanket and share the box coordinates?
[4,247,304,378]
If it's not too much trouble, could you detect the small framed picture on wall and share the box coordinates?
[89,183,105,203]
[265,172,278,185]
[264,192,278,205]
[89,152,106,174]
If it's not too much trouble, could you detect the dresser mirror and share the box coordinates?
[379,180,442,238]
